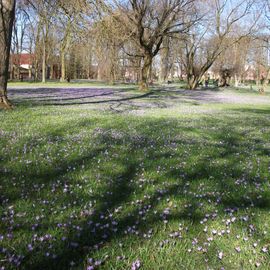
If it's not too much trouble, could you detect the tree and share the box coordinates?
[91,14,125,83]
[56,0,88,82]
[11,2,30,80]
[0,0,16,108]
[255,0,270,92]
[211,37,253,87]
[180,0,260,90]
[111,0,195,91]
[24,0,58,83]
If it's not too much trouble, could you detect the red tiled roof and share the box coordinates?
[11,54,34,65]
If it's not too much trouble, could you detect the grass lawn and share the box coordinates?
[7,80,138,89]
[0,85,270,269]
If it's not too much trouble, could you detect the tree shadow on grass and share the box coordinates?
[44,91,154,106]
[8,87,150,107]
[1,113,270,269]
[232,107,270,115]
[8,86,223,109]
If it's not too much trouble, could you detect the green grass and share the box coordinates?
[7,80,138,89]
[0,86,270,270]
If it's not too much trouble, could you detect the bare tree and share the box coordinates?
[181,0,260,90]
[57,0,88,82]
[91,13,125,83]
[11,1,32,80]
[24,0,58,83]
[211,37,253,87]
[256,0,270,92]
[111,0,195,90]
[0,0,16,109]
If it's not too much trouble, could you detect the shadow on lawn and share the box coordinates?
[1,113,270,269]
[45,91,154,106]
[8,86,226,109]
[232,107,270,115]
[8,87,146,107]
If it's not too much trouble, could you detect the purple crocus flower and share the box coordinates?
[131,259,141,270]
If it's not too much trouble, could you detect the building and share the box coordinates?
[9,53,34,80]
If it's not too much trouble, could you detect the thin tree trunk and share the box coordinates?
[60,52,66,82]
[0,0,16,109]
[109,45,116,85]
[9,55,13,80]
[97,65,102,81]
[160,37,170,83]
[28,68,32,79]
[42,41,46,83]
[34,61,39,82]
[234,74,239,87]
[256,67,260,87]
[73,53,77,80]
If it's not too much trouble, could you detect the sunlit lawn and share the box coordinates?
[7,80,138,89]
[0,85,270,269]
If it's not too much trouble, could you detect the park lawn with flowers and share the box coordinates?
[0,85,270,270]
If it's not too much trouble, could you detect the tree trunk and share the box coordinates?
[234,74,239,87]
[139,54,152,91]
[42,41,46,83]
[234,75,241,87]
[220,78,230,87]
[159,37,170,83]
[60,41,70,82]
[187,74,200,90]
[34,61,39,82]
[259,69,270,94]
[97,64,102,81]
[73,53,77,80]
[109,45,116,85]
[10,66,14,80]
[256,67,260,87]
[0,0,16,109]
[9,55,13,80]
[60,52,66,82]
